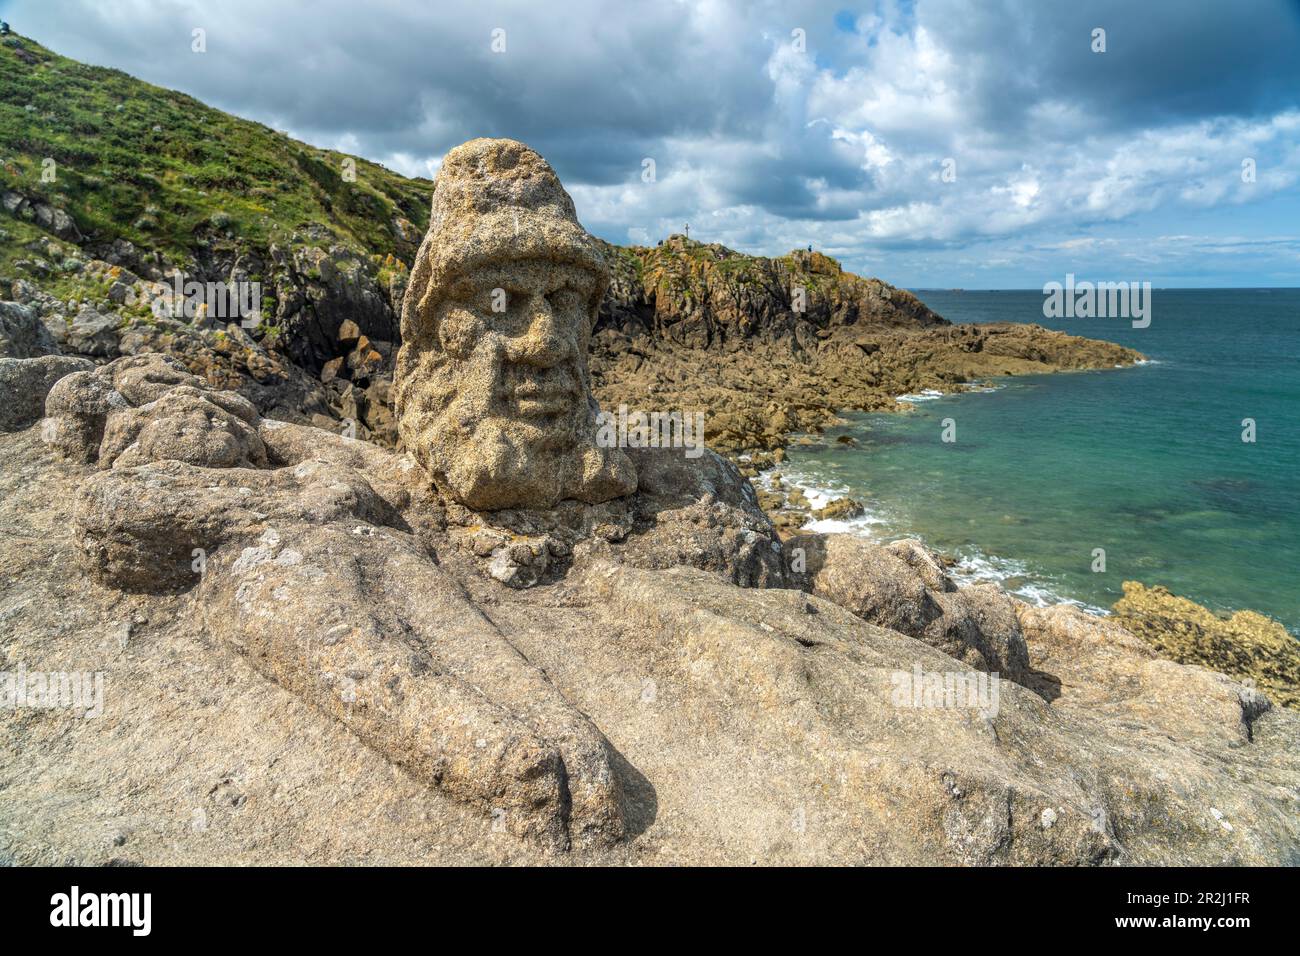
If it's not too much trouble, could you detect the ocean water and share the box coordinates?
[779,289,1300,632]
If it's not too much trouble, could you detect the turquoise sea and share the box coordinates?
[779,289,1300,632]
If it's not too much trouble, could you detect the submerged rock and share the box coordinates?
[813,496,866,521]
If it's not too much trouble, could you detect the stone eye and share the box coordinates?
[547,287,580,311]
[438,306,482,358]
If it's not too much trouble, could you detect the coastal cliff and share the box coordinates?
[591,235,1141,455]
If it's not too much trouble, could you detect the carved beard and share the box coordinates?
[395,324,633,512]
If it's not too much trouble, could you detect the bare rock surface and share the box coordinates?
[0,300,58,358]
[0,354,93,431]
[2,366,1297,864]
[787,533,1033,684]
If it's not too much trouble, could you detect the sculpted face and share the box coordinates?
[394,137,637,511]
[398,257,635,509]
[438,260,596,429]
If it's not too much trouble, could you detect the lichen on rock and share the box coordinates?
[1113,581,1300,710]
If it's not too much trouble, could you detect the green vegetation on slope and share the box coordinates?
[0,30,941,343]
[0,33,431,270]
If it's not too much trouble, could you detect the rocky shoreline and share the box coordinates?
[3,214,1294,716]
[4,354,1298,864]
[3,224,1295,714]
[589,235,1146,457]
[2,110,1298,864]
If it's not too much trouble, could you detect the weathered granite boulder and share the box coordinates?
[787,532,1033,683]
[64,307,121,357]
[53,354,624,849]
[45,350,779,848]
[0,354,93,431]
[0,300,59,358]
[395,138,636,511]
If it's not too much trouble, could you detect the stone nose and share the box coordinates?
[508,293,571,367]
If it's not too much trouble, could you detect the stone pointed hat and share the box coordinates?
[403,138,609,336]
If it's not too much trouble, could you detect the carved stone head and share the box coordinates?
[395,138,637,511]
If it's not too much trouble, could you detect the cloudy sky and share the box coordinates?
[6,0,1300,287]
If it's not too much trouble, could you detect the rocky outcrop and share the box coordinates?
[788,533,1033,684]
[395,138,635,510]
[1,348,1296,864]
[42,354,628,849]
[3,235,402,445]
[584,234,1145,456]
[0,354,93,431]
[4,392,1298,863]
[591,318,1144,455]
[0,300,58,358]
[597,236,946,351]
[1,191,82,243]
[1113,582,1300,710]
[28,350,780,850]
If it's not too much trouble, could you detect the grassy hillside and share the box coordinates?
[0,32,430,273]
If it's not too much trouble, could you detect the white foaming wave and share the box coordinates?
[895,389,945,403]
[948,550,1107,614]
[803,513,887,535]
[757,465,890,536]
[797,482,842,511]
[762,458,1110,617]
[765,469,850,511]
